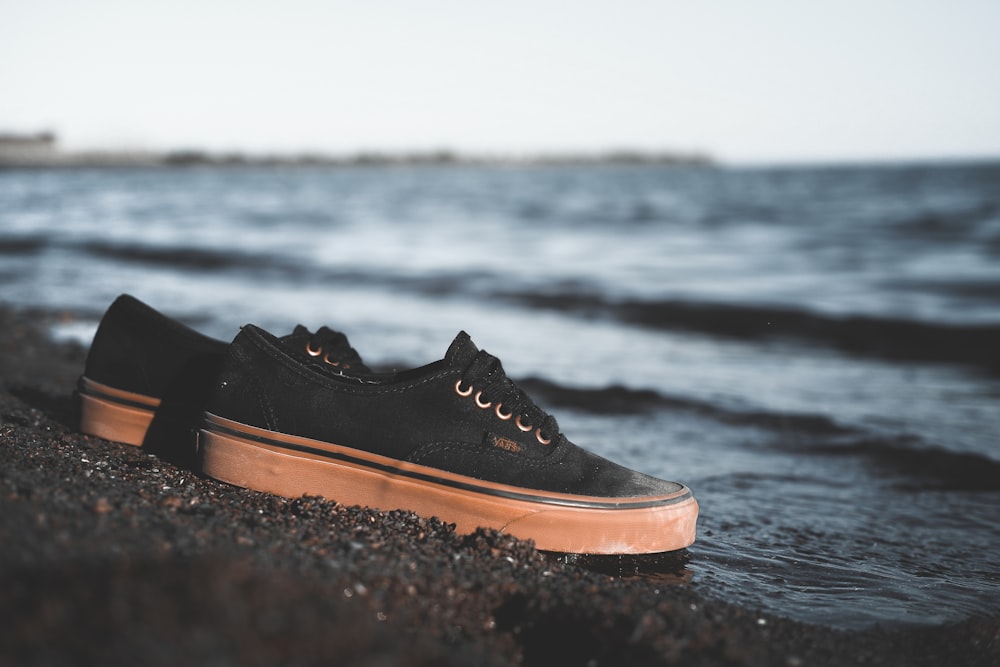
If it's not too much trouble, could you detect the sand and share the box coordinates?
[1,302,997,666]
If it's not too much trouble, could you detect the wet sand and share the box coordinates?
[1,303,997,666]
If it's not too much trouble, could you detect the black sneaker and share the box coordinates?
[199,325,698,554]
[78,295,368,455]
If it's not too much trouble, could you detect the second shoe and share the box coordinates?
[199,325,698,554]
[78,294,368,466]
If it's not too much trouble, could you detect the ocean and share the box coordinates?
[1,162,998,629]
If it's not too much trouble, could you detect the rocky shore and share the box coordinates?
[1,302,997,666]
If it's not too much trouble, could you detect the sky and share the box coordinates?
[2,0,999,164]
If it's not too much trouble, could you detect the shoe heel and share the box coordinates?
[78,378,159,446]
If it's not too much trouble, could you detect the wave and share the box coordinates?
[500,291,1000,373]
[73,240,484,293]
[17,237,1000,373]
[0,235,48,255]
[893,201,1000,238]
[809,439,1000,492]
[522,377,1000,489]
[885,277,1000,301]
[79,241,253,271]
[519,377,855,436]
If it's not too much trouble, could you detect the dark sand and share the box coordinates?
[2,303,997,666]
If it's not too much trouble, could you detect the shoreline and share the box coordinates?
[1,301,997,666]
[0,147,713,170]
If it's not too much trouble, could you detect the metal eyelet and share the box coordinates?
[455,380,473,397]
[495,403,512,420]
[535,429,552,445]
[323,352,340,367]
[306,342,322,357]
[474,391,492,409]
[515,416,533,432]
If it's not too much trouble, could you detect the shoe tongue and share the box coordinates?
[445,331,479,367]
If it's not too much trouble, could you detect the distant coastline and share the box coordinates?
[0,132,712,169]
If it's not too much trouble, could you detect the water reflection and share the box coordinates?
[550,549,693,585]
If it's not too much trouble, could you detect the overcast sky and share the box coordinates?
[3,0,999,163]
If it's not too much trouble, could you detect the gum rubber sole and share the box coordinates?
[199,413,699,554]
[78,377,160,446]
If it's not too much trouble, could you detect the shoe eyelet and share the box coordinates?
[306,342,323,357]
[515,416,532,432]
[495,403,512,420]
[474,391,492,409]
[535,429,552,445]
[455,380,473,397]
[323,352,340,367]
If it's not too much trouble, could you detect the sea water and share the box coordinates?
[1,162,998,629]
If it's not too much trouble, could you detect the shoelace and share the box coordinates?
[455,350,560,446]
[304,327,368,372]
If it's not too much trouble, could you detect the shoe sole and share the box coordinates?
[78,377,159,446]
[199,413,699,554]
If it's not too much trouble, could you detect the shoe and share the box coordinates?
[199,326,698,554]
[78,295,368,455]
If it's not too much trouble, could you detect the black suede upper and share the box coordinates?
[206,325,683,499]
[84,295,228,397]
